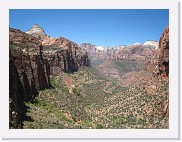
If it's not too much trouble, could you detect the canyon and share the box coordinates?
[9,24,169,129]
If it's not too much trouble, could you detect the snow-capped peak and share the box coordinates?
[132,42,141,45]
[143,40,159,49]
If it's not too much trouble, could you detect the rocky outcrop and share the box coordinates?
[43,37,90,74]
[26,24,47,40]
[155,26,169,77]
[26,25,90,74]
[146,26,169,78]
[142,26,169,117]
[9,28,51,128]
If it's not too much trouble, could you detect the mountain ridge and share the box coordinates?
[26,24,159,50]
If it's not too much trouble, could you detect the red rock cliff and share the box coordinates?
[145,26,169,78]
[9,28,51,128]
[42,36,90,74]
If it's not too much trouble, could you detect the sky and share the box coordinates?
[9,9,169,47]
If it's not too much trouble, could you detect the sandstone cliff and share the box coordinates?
[26,24,90,74]
[43,37,90,74]
[9,28,51,128]
[146,26,169,78]
[155,26,169,77]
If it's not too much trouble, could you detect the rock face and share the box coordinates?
[146,26,169,78]
[26,24,47,40]
[43,37,90,74]
[9,57,26,128]
[26,25,90,74]
[9,28,51,128]
[156,26,169,77]
[146,26,169,117]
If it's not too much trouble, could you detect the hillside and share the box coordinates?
[23,65,168,129]
[23,67,127,128]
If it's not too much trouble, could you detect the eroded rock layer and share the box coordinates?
[9,28,51,128]
[43,37,90,74]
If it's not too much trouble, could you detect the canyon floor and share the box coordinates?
[23,62,168,129]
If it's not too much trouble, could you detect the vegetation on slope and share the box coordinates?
[23,67,168,129]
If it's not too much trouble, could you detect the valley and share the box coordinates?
[9,24,169,129]
[23,67,168,129]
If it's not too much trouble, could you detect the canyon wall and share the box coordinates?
[9,28,51,128]
[9,27,90,128]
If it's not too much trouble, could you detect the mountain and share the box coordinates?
[26,24,47,40]
[131,42,141,45]
[26,24,90,74]
[80,40,158,67]
[143,40,159,49]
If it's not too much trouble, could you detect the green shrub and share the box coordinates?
[127,113,137,125]
[73,88,81,96]
[50,76,58,88]
[138,118,146,126]
[112,115,125,127]
[96,124,104,129]
[149,117,154,124]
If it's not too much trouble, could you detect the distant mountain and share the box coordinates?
[131,42,141,45]
[143,40,159,49]
[95,45,108,51]
[26,24,47,39]
[80,40,158,67]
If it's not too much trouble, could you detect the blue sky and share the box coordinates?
[9,9,168,47]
